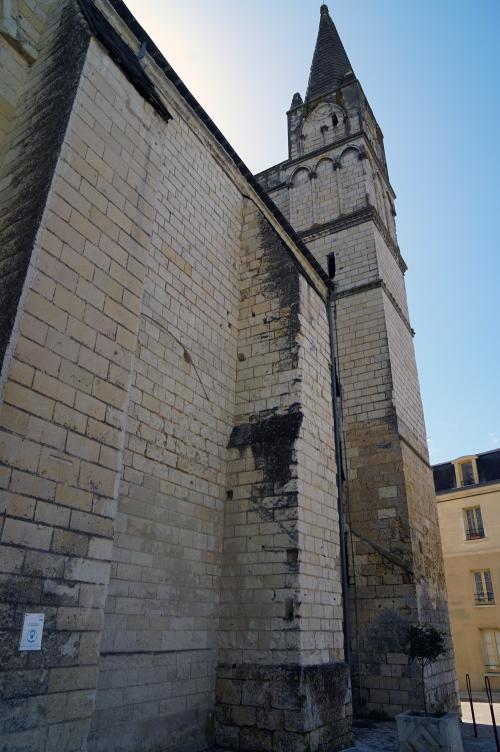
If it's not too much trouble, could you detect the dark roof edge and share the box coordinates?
[101,0,330,292]
[432,446,500,470]
[78,0,172,121]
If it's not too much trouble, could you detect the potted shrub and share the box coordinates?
[396,624,463,752]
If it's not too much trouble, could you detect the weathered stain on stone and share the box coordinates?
[228,407,302,542]
[257,215,301,369]
[0,0,91,368]
[228,408,302,452]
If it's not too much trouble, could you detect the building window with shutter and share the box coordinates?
[482,630,500,673]
[474,570,495,605]
[464,506,485,540]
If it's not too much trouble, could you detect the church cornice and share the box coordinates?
[298,206,407,275]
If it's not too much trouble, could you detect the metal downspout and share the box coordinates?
[327,283,351,666]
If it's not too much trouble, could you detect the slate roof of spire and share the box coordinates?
[305,4,354,102]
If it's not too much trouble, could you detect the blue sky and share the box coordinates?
[125,0,500,464]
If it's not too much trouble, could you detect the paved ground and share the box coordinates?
[346,702,500,751]
[211,701,500,751]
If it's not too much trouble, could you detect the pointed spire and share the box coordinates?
[305,4,354,102]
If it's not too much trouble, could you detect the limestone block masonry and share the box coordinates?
[216,201,351,751]
[257,3,458,719]
[0,2,456,752]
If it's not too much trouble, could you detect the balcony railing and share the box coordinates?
[474,593,495,606]
[466,527,485,540]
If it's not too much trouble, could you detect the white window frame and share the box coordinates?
[481,629,500,674]
[463,505,485,541]
[473,569,495,606]
[453,455,479,488]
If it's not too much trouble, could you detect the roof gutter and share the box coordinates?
[326,283,351,666]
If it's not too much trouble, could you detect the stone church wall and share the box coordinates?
[374,228,408,320]
[269,184,289,219]
[258,32,458,716]
[85,28,244,752]
[308,222,378,294]
[384,294,426,449]
[0,2,344,750]
[216,200,351,752]
[400,440,459,710]
[0,13,177,746]
[0,0,459,749]
[0,0,57,155]
[0,0,90,380]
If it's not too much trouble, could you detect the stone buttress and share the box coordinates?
[257,3,459,718]
[215,199,351,751]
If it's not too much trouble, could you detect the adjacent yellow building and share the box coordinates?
[434,449,500,692]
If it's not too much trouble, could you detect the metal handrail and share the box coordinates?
[485,675,500,751]
[466,674,477,738]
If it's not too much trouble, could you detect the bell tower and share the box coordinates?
[257,4,458,717]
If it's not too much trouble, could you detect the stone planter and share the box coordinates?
[396,711,463,752]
